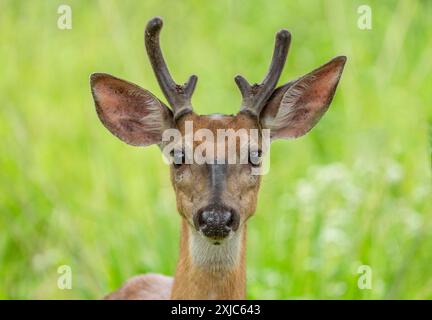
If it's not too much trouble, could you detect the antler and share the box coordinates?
[235,30,291,117]
[145,17,197,120]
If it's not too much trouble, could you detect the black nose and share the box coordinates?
[194,204,239,239]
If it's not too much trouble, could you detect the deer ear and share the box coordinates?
[90,73,174,146]
[260,56,346,140]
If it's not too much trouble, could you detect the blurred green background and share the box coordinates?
[0,0,431,299]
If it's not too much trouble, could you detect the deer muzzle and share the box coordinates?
[194,204,240,240]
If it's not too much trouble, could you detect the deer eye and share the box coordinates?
[248,149,262,167]
[171,149,186,168]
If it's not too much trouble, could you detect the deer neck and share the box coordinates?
[171,219,247,299]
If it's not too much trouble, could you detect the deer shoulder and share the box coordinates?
[104,274,173,300]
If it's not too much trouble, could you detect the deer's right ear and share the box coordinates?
[90,73,174,146]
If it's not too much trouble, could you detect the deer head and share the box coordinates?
[91,17,346,298]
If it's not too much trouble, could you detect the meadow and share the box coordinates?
[0,0,431,299]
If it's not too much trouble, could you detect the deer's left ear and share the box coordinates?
[260,56,346,140]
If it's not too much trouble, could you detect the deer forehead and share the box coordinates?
[177,113,258,133]
[173,113,262,158]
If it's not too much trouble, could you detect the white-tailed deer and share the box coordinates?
[91,17,346,300]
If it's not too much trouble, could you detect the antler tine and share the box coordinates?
[236,29,291,117]
[145,17,197,120]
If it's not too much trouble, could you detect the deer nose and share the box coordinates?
[194,205,239,240]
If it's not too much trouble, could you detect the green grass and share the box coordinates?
[0,0,431,299]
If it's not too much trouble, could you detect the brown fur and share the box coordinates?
[104,274,173,300]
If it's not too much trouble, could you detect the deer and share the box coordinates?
[90,17,346,300]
